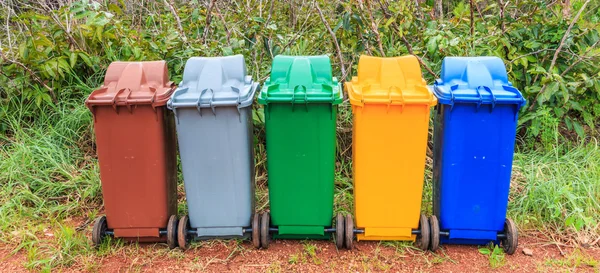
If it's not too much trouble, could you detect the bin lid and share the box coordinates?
[257,55,343,105]
[167,55,259,109]
[433,57,526,108]
[85,61,175,109]
[346,55,437,107]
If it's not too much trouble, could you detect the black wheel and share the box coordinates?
[178,215,190,250]
[167,215,178,249]
[344,214,354,250]
[260,212,270,249]
[335,213,344,249]
[92,215,107,247]
[415,213,430,251]
[429,215,440,252]
[252,213,260,249]
[501,218,518,255]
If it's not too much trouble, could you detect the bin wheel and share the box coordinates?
[252,213,260,249]
[501,218,518,255]
[415,213,430,251]
[178,215,190,250]
[344,214,354,250]
[92,215,108,247]
[429,215,440,252]
[167,215,178,249]
[260,212,270,249]
[335,213,344,249]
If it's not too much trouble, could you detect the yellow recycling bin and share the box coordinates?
[346,55,437,250]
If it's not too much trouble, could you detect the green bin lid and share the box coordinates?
[258,55,343,105]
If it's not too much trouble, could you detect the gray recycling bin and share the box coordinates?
[167,55,260,249]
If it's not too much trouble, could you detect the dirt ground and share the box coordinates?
[1,233,598,273]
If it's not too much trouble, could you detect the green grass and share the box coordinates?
[509,141,600,245]
[544,248,599,270]
[0,98,103,271]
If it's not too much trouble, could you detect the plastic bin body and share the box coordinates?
[258,55,342,239]
[168,55,258,238]
[432,57,525,245]
[346,55,437,241]
[85,61,177,241]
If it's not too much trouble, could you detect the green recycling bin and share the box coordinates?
[257,55,352,249]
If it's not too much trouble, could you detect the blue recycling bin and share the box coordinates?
[429,57,526,254]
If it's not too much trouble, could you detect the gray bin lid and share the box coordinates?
[168,55,258,111]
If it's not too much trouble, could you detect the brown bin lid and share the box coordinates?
[85,61,175,109]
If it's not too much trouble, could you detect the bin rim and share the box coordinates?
[257,55,343,105]
[433,56,526,108]
[345,55,436,107]
[85,61,176,110]
[168,82,259,109]
[167,55,259,110]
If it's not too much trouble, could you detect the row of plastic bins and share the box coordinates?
[85,54,525,254]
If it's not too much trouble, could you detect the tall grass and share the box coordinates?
[0,92,103,269]
[509,141,600,245]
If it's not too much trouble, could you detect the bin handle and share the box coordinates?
[291,85,308,112]
[388,85,404,113]
[477,85,496,110]
[111,88,131,112]
[449,84,458,111]
[197,88,215,116]
[473,85,483,110]
[230,86,242,115]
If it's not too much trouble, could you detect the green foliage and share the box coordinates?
[478,245,506,269]
[1,0,598,139]
[509,142,600,243]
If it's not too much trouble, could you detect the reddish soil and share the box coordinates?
[1,234,599,272]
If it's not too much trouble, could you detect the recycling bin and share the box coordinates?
[257,55,351,249]
[167,55,260,249]
[430,56,526,254]
[85,61,179,248]
[345,55,437,250]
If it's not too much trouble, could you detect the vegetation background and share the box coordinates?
[0,0,599,271]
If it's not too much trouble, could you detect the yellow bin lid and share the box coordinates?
[346,55,437,107]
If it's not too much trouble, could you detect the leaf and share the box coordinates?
[539,82,559,105]
[565,215,575,227]
[42,93,53,105]
[251,17,265,23]
[564,116,573,130]
[266,23,277,31]
[221,46,233,56]
[108,3,123,15]
[44,63,57,78]
[575,218,585,231]
[58,58,70,72]
[79,52,93,67]
[572,121,585,139]
[519,57,528,68]
[426,38,437,55]
[35,94,42,107]
[31,14,50,21]
[479,248,491,255]
[384,17,395,28]
[569,100,583,111]
[95,25,104,42]
[19,43,29,60]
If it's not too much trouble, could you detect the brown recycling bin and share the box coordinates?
[85,61,179,248]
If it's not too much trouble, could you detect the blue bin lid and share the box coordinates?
[433,57,526,108]
[167,55,258,110]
